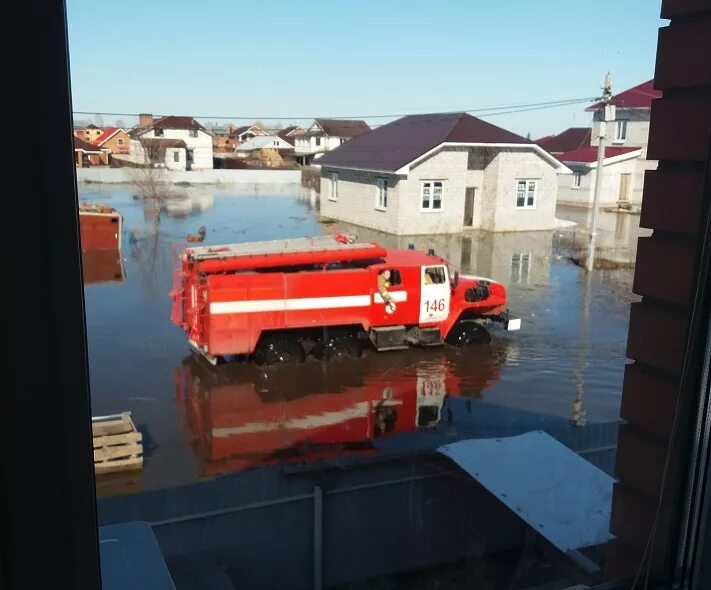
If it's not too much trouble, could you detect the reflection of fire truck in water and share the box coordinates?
[175,346,505,476]
[171,234,520,365]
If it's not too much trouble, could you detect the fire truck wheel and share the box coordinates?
[253,335,306,365]
[320,338,363,361]
[445,320,491,347]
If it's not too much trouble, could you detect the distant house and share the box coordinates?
[554,146,643,208]
[74,123,104,144]
[129,114,214,170]
[276,126,306,146]
[138,138,190,171]
[293,119,370,165]
[235,135,295,167]
[317,112,569,235]
[230,124,268,143]
[548,80,661,207]
[93,127,130,154]
[74,137,109,167]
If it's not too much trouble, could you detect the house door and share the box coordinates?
[619,174,631,202]
[464,187,475,227]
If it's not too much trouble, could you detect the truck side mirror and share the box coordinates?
[451,270,459,290]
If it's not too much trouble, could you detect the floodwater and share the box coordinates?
[82,184,646,588]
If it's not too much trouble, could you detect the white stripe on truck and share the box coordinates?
[210,291,407,314]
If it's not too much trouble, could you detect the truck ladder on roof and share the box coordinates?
[187,234,384,262]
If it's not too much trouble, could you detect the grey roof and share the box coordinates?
[317,112,532,172]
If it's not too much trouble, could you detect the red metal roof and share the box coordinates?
[557,146,640,164]
[587,80,661,111]
[318,113,531,172]
[536,127,591,153]
[93,127,124,146]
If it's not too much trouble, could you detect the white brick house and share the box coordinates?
[129,115,214,170]
[317,113,569,235]
[541,80,662,207]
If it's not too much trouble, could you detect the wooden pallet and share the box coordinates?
[92,412,143,475]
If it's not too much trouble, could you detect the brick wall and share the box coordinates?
[320,146,559,234]
[605,1,711,582]
[320,168,402,233]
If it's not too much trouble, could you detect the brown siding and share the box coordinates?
[100,131,129,154]
[605,1,711,583]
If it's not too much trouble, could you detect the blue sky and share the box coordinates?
[66,0,664,138]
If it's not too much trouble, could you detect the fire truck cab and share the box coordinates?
[171,234,519,364]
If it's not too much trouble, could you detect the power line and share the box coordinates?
[72,96,597,123]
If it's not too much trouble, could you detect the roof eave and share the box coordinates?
[318,163,401,175]
[395,142,573,175]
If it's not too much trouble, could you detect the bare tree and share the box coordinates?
[127,137,169,201]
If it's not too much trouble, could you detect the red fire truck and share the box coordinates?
[171,234,520,364]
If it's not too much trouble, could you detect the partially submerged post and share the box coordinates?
[587,73,614,272]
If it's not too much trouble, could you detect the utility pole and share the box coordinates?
[587,73,614,272]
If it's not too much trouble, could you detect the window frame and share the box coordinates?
[173,150,180,163]
[573,172,582,189]
[189,128,198,138]
[154,128,164,137]
[423,265,447,285]
[515,179,537,210]
[614,120,628,143]
[329,172,338,202]
[375,177,388,211]
[421,180,444,212]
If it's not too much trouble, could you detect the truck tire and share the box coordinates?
[253,335,305,365]
[445,320,491,346]
[314,336,363,361]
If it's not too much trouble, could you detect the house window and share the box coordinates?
[376,178,388,210]
[421,181,443,211]
[516,180,537,209]
[154,128,164,137]
[189,129,198,138]
[511,252,531,283]
[315,137,322,147]
[173,151,180,162]
[340,138,346,144]
[117,138,124,146]
[615,120,628,141]
[329,172,338,201]
[573,172,581,188]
